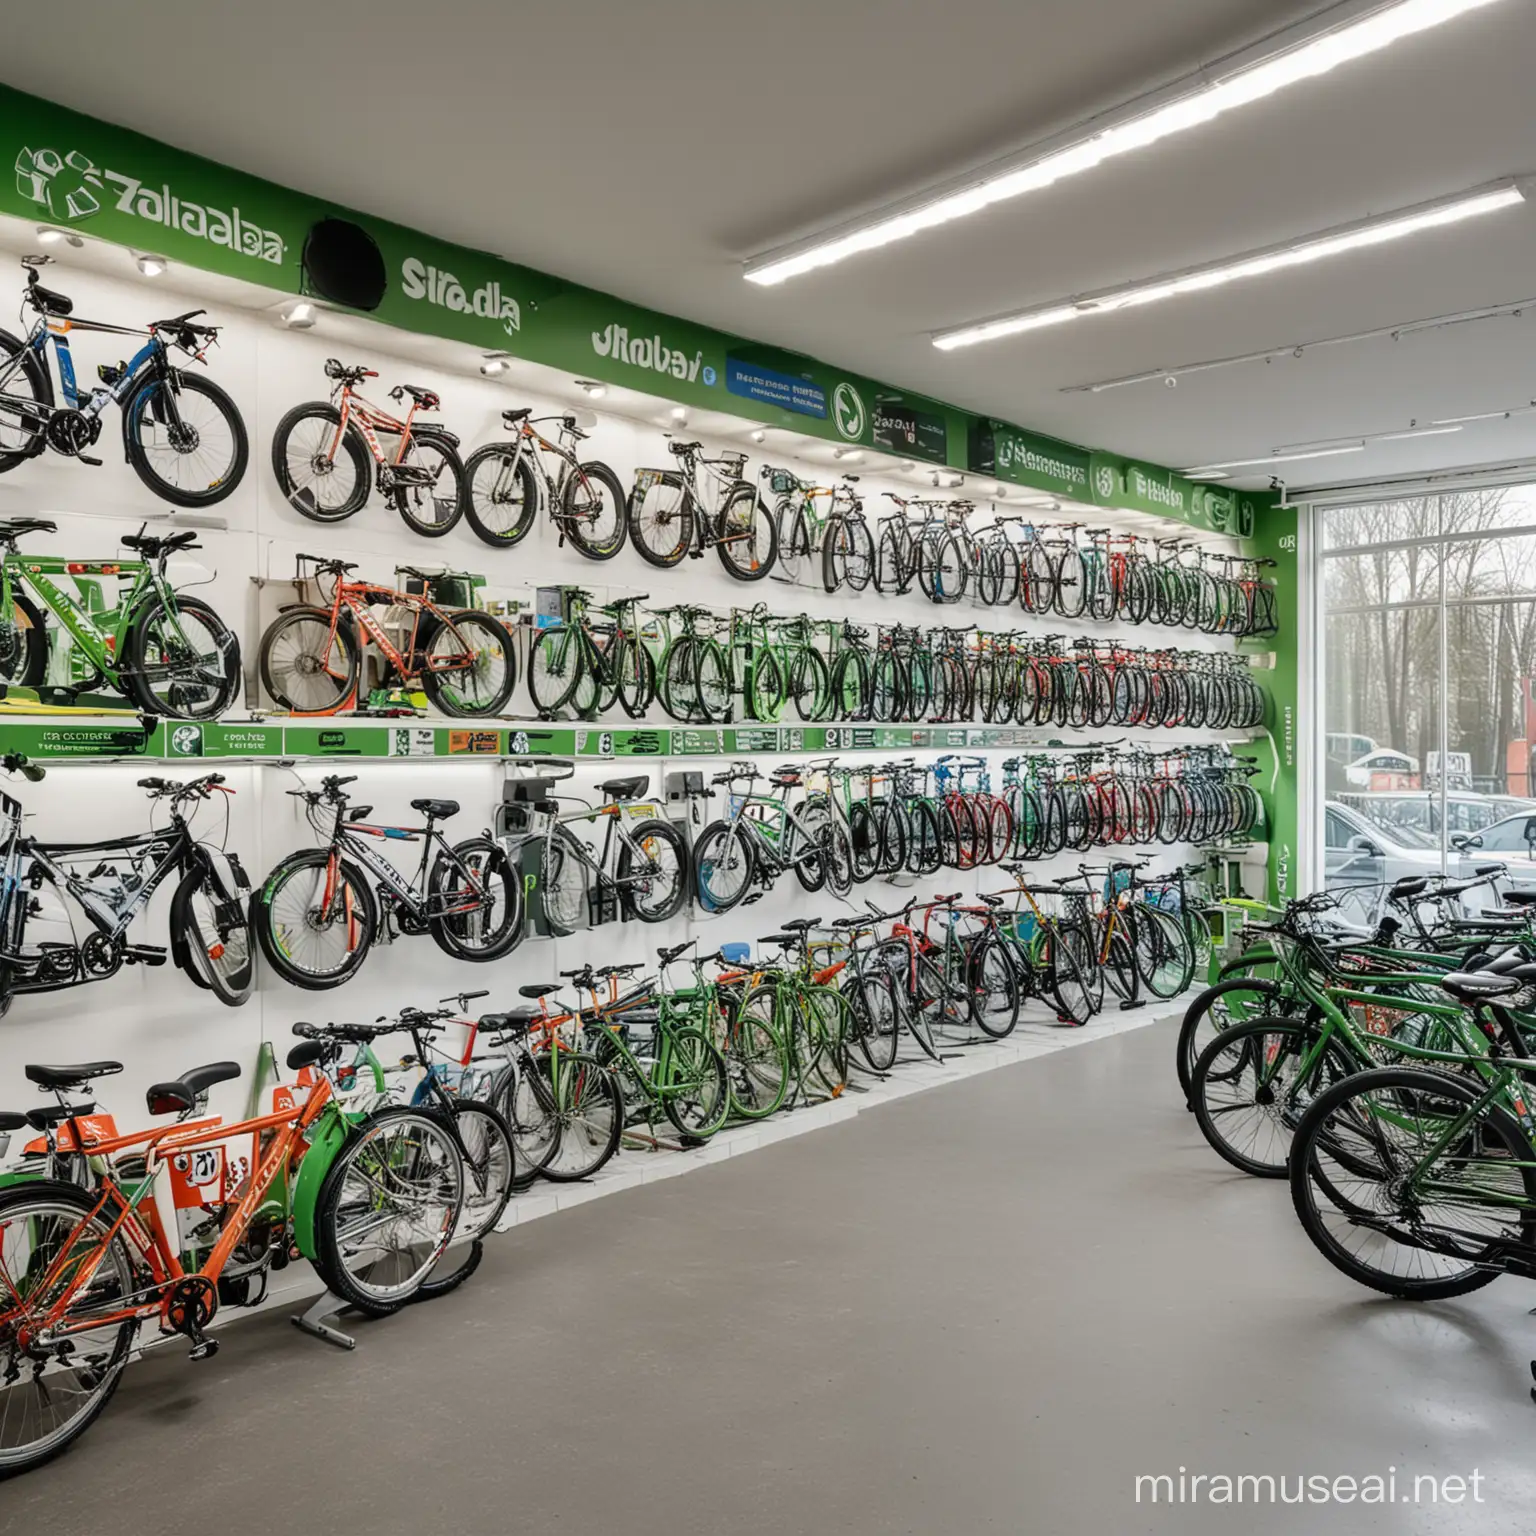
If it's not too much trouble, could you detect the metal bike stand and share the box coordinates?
[291,1289,357,1350]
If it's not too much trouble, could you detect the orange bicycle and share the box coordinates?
[0,1041,466,1477]
[257,553,517,716]
[271,357,466,536]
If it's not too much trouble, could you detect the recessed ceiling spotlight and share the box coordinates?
[480,354,511,377]
[135,254,167,278]
[576,379,607,399]
[670,406,689,425]
[833,447,862,461]
[281,301,317,329]
[35,225,81,248]
[750,429,766,444]
[992,484,1008,498]
[899,460,916,473]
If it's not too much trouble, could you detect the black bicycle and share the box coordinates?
[255,774,520,990]
[0,257,248,506]
[626,441,778,580]
[0,761,254,1013]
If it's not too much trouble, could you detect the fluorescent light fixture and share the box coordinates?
[1432,402,1536,424]
[1182,444,1367,474]
[1188,470,1232,481]
[1064,296,1536,394]
[281,301,317,329]
[1376,424,1463,440]
[576,379,606,399]
[135,254,166,277]
[35,225,81,248]
[746,0,1509,286]
[935,180,1526,350]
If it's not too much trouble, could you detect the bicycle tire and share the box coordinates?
[124,371,248,508]
[122,594,241,719]
[259,606,360,713]
[463,444,539,546]
[561,460,629,559]
[429,838,522,960]
[257,848,379,988]
[390,431,465,537]
[716,487,778,580]
[271,402,371,521]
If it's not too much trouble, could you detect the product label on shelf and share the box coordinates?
[389,727,439,758]
[673,729,725,755]
[447,730,503,755]
[282,725,392,758]
[732,727,780,753]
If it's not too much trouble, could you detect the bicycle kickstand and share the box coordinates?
[291,1287,357,1350]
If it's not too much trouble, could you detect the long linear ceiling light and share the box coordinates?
[744,0,1508,287]
[931,179,1526,351]
[1183,421,1480,478]
[1060,297,1536,393]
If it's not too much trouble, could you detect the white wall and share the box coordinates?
[0,252,1249,1171]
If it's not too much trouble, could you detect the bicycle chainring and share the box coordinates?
[80,932,124,978]
[165,1276,218,1335]
[43,409,100,456]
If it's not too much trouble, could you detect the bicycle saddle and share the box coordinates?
[410,797,459,820]
[26,279,72,316]
[518,983,561,999]
[759,933,798,948]
[1440,965,1536,1002]
[779,918,819,931]
[120,530,199,557]
[146,1060,241,1116]
[502,408,531,427]
[394,383,441,409]
[286,1039,330,1071]
[0,517,58,541]
[26,1103,96,1131]
[598,775,649,801]
[24,1061,123,1091]
[479,1008,541,1034]
[1388,876,1429,900]
[0,1111,26,1133]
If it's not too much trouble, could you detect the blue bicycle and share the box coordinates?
[0,257,248,507]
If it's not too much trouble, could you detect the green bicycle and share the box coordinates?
[0,518,240,716]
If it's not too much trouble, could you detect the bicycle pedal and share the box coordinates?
[123,943,168,966]
[188,1337,219,1362]
[76,454,103,468]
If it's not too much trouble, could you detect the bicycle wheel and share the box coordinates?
[0,592,46,690]
[661,1027,731,1140]
[716,486,778,580]
[627,480,693,567]
[420,611,517,716]
[391,433,466,536]
[1042,926,1095,1026]
[847,969,901,1072]
[801,987,852,1096]
[787,646,831,722]
[609,633,656,719]
[1175,976,1286,1103]
[271,402,371,521]
[0,1181,138,1478]
[527,625,584,715]
[1291,1065,1536,1301]
[124,371,248,508]
[776,501,811,585]
[618,819,688,923]
[463,443,538,546]
[694,820,756,913]
[562,461,629,559]
[1103,925,1140,1005]
[257,849,378,988]
[538,1050,624,1182]
[1136,903,1195,1001]
[540,827,589,937]
[1056,922,1103,1017]
[1191,1017,1354,1178]
[415,1099,516,1300]
[258,607,359,712]
[967,933,1021,1038]
[720,1009,791,1120]
[122,594,241,718]
[173,865,255,1007]
[312,1107,464,1315]
[429,838,521,960]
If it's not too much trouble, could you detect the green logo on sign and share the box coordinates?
[169,724,203,757]
[832,382,866,441]
[15,147,103,222]
[1094,464,1118,501]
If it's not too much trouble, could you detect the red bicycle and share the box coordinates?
[257,554,516,716]
[271,358,466,536]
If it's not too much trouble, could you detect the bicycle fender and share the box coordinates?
[289,1111,352,1260]
[414,426,460,449]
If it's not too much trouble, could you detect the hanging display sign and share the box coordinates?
[0,81,1248,516]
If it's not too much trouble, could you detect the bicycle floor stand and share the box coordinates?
[291,1289,358,1350]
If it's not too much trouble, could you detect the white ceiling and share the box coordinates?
[4,0,1534,491]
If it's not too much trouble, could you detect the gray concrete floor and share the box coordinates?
[8,1019,1536,1533]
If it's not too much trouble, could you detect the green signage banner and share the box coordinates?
[969,421,1092,499]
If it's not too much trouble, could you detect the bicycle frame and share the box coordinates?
[13,1075,339,1346]
[0,549,167,676]
[330,384,422,471]
[1,313,164,422]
